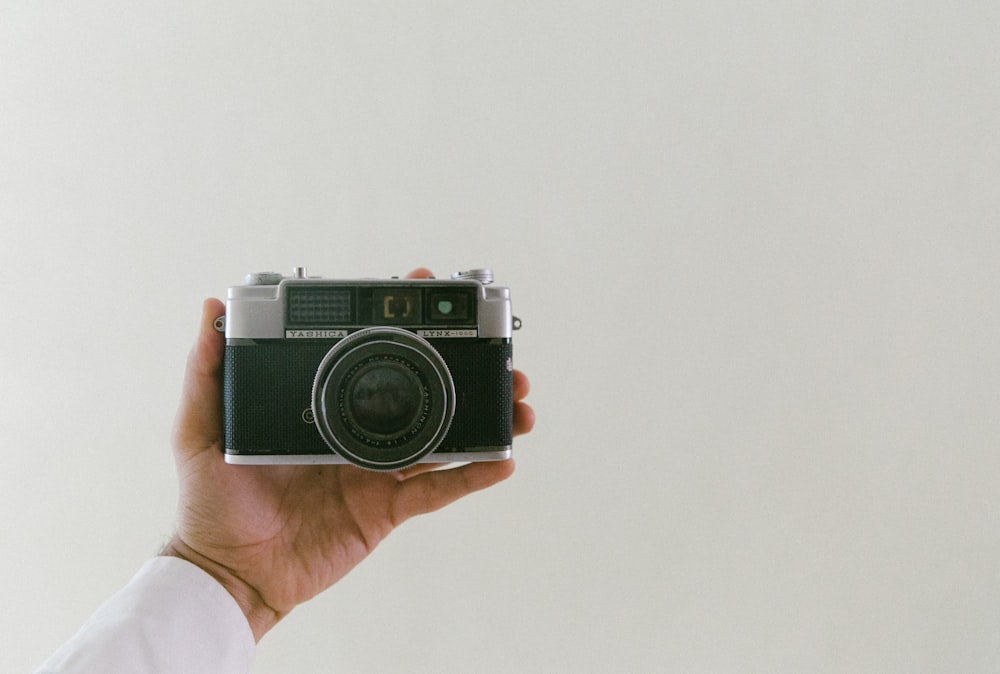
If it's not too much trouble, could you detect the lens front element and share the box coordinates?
[312,328,455,470]
[346,359,424,438]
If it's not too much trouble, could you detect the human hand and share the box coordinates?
[162,268,534,641]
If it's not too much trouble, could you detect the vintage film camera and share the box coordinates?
[220,267,518,471]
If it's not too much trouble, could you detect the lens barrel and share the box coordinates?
[311,327,455,471]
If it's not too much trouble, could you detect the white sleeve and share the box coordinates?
[35,556,257,674]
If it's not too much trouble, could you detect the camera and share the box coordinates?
[220,267,518,471]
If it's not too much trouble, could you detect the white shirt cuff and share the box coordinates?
[36,556,256,674]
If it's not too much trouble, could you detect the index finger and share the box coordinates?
[172,298,226,457]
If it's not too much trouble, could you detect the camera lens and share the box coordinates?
[312,328,455,471]
[346,361,423,437]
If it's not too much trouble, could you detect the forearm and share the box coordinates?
[160,536,284,643]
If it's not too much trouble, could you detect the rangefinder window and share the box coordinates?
[372,288,422,325]
[287,287,353,326]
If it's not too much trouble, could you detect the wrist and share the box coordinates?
[160,536,283,642]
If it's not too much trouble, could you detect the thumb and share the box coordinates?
[172,298,227,458]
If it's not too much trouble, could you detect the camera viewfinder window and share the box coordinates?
[429,292,471,323]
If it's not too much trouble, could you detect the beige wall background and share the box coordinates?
[3,2,999,672]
